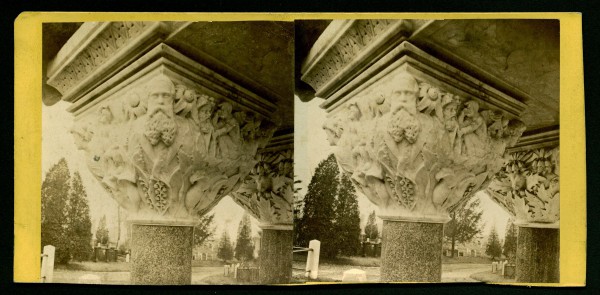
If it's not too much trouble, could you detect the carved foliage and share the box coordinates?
[230,148,294,225]
[323,72,525,219]
[304,19,396,91]
[486,147,559,225]
[50,22,151,95]
[72,75,277,219]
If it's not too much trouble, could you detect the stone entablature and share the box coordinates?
[66,43,279,221]
[486,133,559,227]
[230,134,294,226]
[46,22,184,102]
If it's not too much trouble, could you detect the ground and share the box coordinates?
[51,256,512,284]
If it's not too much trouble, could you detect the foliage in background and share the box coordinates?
[217,229,234,262]
[234,213,255,262]
[485,227,503,260]
[333,173,362,256]
[95,215,109,246]
[444,198,484,257]
[295,154,362,258]
[194,213,216,247]
[503,219,518,262]
[364,210,379,240]
[41,158,93,264]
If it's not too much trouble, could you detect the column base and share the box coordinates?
[258,225,293,284]
[516,226,560,283]
[380,219,444,282]
[130,221,194,285]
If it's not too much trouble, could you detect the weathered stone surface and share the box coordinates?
[486,146,559,226]
[380,220,443,282]
[231,140,294,226]
[516,226,559,283]
[259,228,293,284]
[130,224,193,285]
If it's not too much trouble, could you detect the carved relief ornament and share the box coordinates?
[323,71,526,222]
[230,146,294,226]
[72,75,277,221]
[486,147,559,227]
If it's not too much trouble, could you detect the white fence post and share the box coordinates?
[305,240,321,280]
[40,245,55,283]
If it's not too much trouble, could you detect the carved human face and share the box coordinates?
[443,102,458,120]
[147,78,175,117]
[198,103,213,122]
[391,75,419,115]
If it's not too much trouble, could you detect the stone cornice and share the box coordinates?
[319,41,527,119]
[66,43,278,121]
[47,22,180,102]
[301,19,421,99]
[507,128,559,153]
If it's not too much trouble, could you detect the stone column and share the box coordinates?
[300,20,527,282]
[516,226,559,283]
[230,138,294,284]
[380,219,443,282]
[46,23,280,284]
[486,143,560,283]
[258,224,293,284]
[130,220,195,285]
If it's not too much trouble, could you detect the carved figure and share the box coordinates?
[211,102,241,160]
[123,91,146,121]
[457,101,488,157]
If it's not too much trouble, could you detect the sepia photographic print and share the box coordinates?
[14,13,585,287]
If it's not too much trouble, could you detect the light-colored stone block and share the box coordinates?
[342,269,367,283]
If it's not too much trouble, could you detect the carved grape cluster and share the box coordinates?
[386,175,416,209]
[139,178,170,214]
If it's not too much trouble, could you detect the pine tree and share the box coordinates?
[503,219,518,262]
[294,154,340,258]
[444,198,484,257]
[41,158,71,264]
[234,214,254,262]
[66,172,93,261]
[333,173,362,256]
[95,215,110,246]
[485,227,503,260]
[194,213,216,247]
[217,230,234,262]
[364,210,379,240]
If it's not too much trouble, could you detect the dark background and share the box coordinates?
[4,0,598,294]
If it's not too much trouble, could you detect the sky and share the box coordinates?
[293,95,511,240]
[42,101,260,245]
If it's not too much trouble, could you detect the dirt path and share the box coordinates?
[441,263,490,282]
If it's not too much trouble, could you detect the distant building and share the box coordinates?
[443,237,487,258]
[193,238,218,261]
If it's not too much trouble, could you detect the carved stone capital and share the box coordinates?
[486,145,559,227]
[230,135,294,226]
[319,70,525,221]
[68,43,279,221]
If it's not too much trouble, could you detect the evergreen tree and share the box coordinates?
[194,213,215,247]
[66,172,93,261]
[217,230,234,262]
[294,154,340,258]
[234,214,255,262]
[485,227,503,260]
[364,210,379,240]
[41,158,71,264]
[503,219,518,262]
[333,173,362,256]
[444,198,484,257]
[95,215,110,246]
